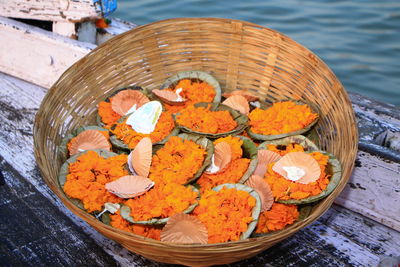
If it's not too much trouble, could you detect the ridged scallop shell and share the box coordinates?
[205,142,232,174]
[254,150,282,177]
[272,152,321,184]
[245,175,274,212]
[105,175,154,198]
[128,137,152,177]
[152,89,187,105]
[160,213,208,244]
[68,130,110,155]
[222,90,259,102]
[222,95,250,115]
[111,90,150,116]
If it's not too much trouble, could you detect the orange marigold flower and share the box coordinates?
[197,158,250,193]
[176,105,237,134]
[98,101,121,126]
[255,203,299,233]
[249,101,318,135]
[193,187,255,244]
[110,212,162,240]
[164,79,216,113]
[110,111,175,149]
[264,151,330,201]
[63,151,128,212]
[149,136,206,185]
[213,135,243,160]
[124,183,198,221]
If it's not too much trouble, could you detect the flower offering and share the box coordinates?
[58,70,342,244]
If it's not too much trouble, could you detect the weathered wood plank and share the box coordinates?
[0,72,399,266]
[320,205,400,257]
[0,72,151,266]
[0,16,95,89]
[335,150,400,232]
[52,21,76,38]
[0,157,119,266]
[0,17,137,88]
[0,0,99,22]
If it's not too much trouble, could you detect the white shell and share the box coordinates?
[104,202,121,214]
[282,166,306,181]
[126,101,162,134]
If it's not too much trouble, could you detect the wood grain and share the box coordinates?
[0,0,99,22]
[335,151,400,231]
[0,16,95,89]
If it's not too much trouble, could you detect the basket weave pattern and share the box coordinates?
[34,18,358,266]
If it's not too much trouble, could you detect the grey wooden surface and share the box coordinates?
[0,72,399,266]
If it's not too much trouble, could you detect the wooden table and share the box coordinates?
[0,72,399,266]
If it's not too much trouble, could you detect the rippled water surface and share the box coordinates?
[113,0,400,106]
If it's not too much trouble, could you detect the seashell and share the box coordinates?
[68,130,110,155]
[222,95,250,115]
[272,152,321,184]
[127,137,152,177]
[104,202,121,214]
[96,202,121,219]
[152,88,187,105]
[245,175,274,212]
[160,213,208,244]
[254,150,282,177]
[205,142,232,174]
[105,175,154,199]
[222,90,259,102]
[126,101,163,134]
[111,90,150,116]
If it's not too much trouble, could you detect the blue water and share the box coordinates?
[112,0,400,106]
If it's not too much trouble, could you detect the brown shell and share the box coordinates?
[160,213,208,244]
[254,150,282,177]
[105,175,154,198]
[68,130,110,156]
[272,152,321,184]
[111,90,150,116]
[130,137,152,177]
[222,90,259,102]
[152,89,187,105]
[222,95,250,115]
[245,175,274,212]
[206,141,232,174]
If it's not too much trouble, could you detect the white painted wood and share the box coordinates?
[305,220,380,266]
[335,150,400,232]
[0,72,143,266]
[0,16,95,89]
[0,0,99,22]
[53,21,76,38]
[322,206,400,257]
[77,21,97,44]
[0,71,399,266]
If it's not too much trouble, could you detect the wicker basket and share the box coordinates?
[33,18,358,266]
